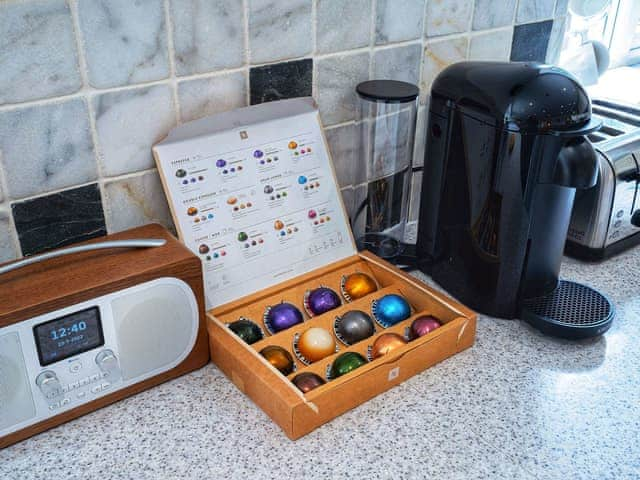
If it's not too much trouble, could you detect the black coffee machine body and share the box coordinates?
[417,62,614,338]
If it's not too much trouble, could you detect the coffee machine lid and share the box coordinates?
[431,61,596,134]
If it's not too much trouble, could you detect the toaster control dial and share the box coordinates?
[36,371,63,402]
[95,349,121,381]
[631,210,640,228]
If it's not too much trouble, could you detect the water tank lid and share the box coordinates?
[356,80,419,104]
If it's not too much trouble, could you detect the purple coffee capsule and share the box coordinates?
[303,286,341,317]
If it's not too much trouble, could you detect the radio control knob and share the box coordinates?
[36,371,63,402]
[95,349,121,381]
[631,210,640,228]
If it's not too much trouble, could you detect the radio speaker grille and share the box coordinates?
[0,333,36,431]
[111,282,197,381]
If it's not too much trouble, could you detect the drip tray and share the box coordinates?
[521,280,614,339]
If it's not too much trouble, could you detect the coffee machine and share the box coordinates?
[416,61,614,339]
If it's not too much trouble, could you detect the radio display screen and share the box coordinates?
[34,307,104,366]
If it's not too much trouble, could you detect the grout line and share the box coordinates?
[311,0,318,99]
[242,0,252,105]
[369,0,376,78]
[163,0,182,124]
[67,0,110,231]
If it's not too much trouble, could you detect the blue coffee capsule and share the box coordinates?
[371,294,411,328]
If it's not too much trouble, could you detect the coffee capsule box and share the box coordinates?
[207,252,476,440]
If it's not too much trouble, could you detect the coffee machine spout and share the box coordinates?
[551,136,599,189]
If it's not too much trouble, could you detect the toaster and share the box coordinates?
[566,99,640,259]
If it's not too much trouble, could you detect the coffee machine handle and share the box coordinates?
[551,137,599,189]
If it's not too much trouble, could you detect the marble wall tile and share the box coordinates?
[171,0,244,76]
[375,0,425,45]
[250,59,312,105]
[0,0,81,105]
[103,171,173,233]
[472,0,517,30]
[469,28,513,61]
[555,0,569,16]
[78,0,170,88]
[325,123,357,188]
[372,43,422,85]
[425,0,473,37]
[12,184,106,256]
[316,53,370,127]
[0,209,19,262]
[0,99,97,200]
[546,17,568,64]
[422,37,469,94]
[511,20,553,62]
[248,0,312,64]
[316,0,371,54]
[178,72,247,122]
[339,187,354,220]
[93,85,175,177]
[516,0,555,24]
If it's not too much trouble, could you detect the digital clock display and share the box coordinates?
[34,307,104,366]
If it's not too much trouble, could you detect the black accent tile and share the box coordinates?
[510,20,553,62]
[12,184,107,256]
[250,58,313,105]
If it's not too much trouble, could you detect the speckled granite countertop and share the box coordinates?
[2,248,639,480]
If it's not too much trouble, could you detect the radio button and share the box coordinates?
[68,361,82,374]
[36,371,63,402]
[95,349,121,381]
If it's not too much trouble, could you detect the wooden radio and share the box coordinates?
[0,224,209,448]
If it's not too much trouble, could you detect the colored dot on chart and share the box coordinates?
[213,253,219,259]
[221,250,227,256]
[223,169,228,174]
[238,165,243,171]
[258,239,264,244]
[280,231,286,236]
[247,202,252,207]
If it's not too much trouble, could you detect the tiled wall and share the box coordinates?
[0,0,568,261]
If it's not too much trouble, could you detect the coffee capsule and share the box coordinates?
[295,327,337,363]
[260,345,295,375]
[409,315,441,339]
[334,310,376,345]
[303,286,341,316]
[264,302,304,333]
[369,333,407,359]
[291,372,326,393]
[329,352,367,379]
[340,272,378,302]
[372,294,411,327]
[227,318,264,345]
